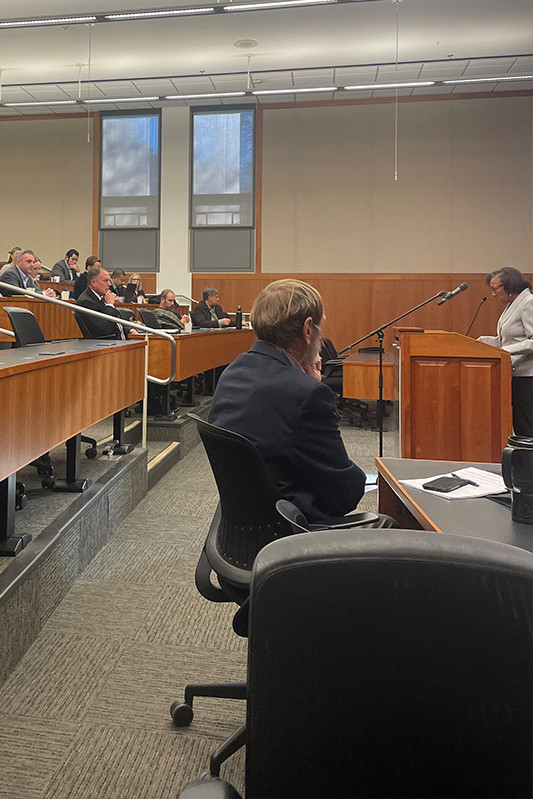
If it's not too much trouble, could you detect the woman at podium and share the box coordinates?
[479,267,533,437]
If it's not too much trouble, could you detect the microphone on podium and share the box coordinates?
[437,283,468,306]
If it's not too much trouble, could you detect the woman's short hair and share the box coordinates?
[486,267,531,294]
[251,279,323,349]
[65,249,80,260]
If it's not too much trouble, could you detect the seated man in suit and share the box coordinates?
[1,249,56,297]
[76,265,123,339]
[109,269,127,298]
[192,287,233,328]
[153,289,190,330]
[51,249,80,282]
[73,256,101,300]
[210,278,394,527]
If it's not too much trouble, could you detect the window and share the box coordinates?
[100,113,160,228]
[192,109,254,228]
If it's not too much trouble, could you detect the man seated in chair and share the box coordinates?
[210,278,393,527]
[154,289,190,330]
[76,265,124,339]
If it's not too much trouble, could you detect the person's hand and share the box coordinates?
[242,321,250,328]
[221,317,231,326]
[105,290,117,305]
[45,288,56,298]
[305,358,322,381]
[182,313,190,323]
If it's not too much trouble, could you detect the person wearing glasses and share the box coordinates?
[479,267,533,437]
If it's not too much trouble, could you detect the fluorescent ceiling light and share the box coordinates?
[343,81,435,90]
[4,100,78,107]
[106,8,214,19]
[164,92,246,99]
[252,86,337,94]
[443,75,533,85]
[0,16,96,27]
[225,0,336,11]
[84,96,159,103]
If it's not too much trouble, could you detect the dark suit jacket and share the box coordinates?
[209,340,366,523]
[76,288,122,339]
[73,272,88,300]
[0,264,43,297]
[51,259,77,282]
[192,300,232,328]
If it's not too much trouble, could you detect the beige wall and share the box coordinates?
[0,117,93,268]
[261,96,533,273]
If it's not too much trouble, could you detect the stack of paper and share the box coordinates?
[400,467,507,500]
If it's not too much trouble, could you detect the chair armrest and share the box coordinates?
[195,547,232,603]
[309,512,380,529]
[179,777,243,799]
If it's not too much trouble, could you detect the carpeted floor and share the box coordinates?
[0,423,395,799]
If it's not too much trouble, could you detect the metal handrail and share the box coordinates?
[0,327,15,338]
[0,281,177,385]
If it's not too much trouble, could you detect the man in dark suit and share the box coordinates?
[192,287,233,328]
[51,249,80,282]
[76,266,123,339]
[210,279,392,526]
[1,249,56,298]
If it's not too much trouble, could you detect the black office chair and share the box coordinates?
[74,311,93,339]
[170,414,380,774]
[180,528,533,798]
[5,308,98,460]
[138,308,160,329]
[320,337,369,426]
[116,307,136,322]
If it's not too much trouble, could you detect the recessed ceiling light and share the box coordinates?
[252,86,337,94]
[0,16,96,27]
[165,92,247,99]
[234,39,259,48]
[443,75,533,85]
[343,81,435,90]
[105,8,214,19]
[225,0,336,10]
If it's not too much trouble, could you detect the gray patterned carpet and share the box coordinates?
[0,422,395,799]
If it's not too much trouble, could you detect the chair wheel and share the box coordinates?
[125,409,131,418]
[16,489,27,510]
[42,476,56,489]
[37,466,47,475]
[170,700,194,727]
[85,447,97,459]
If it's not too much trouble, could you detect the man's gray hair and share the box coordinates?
[13,249,35,264]
[251,279,324,349]
[87,265,104,284]
[203,286,218,302]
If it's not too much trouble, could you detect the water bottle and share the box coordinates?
[235,305,243,329]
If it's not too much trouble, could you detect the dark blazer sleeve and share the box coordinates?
[76,291,122,339]
[290,381,366,521]
[0,266,24,297]
[192,302,217,328]
[51,260,69,281]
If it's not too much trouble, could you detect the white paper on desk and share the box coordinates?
[400,467,507,500]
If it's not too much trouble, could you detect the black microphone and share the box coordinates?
[437,282,468,306]
[465,296,487,337]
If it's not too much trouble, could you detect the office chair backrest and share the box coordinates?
[116,307,136,322]
[190,414,294,573]
[246,529,533,799]
[74,311,92,339]
[138,308,160,329]
[4,307,45,346]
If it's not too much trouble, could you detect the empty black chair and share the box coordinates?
[4,306,45,346]
[170,414,380,774]
[74,311,93,339]
[180,528,533,798]
[320,337,369,425]
[116,307,136,322]
[138,308,160,329]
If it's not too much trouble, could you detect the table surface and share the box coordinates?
[376,456,533,554]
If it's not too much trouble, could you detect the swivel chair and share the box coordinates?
[170,414,380,775]
[320,337,369,426]
[180,528,533,799]
[116,307,136,322]
[138,308,160,329]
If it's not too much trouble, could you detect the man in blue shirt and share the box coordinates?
[0,250,55,298]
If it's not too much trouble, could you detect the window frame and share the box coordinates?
[99,108,162,232]
[189,105,256,231]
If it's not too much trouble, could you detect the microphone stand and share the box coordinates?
[338,291,447,457]
[465,297,487,337]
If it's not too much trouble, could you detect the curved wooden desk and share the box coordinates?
[147,328,256,381]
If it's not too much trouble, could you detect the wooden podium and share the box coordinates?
[395,330,513,463]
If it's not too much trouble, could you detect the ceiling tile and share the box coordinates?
[377,66,422,80]
[296,91,336,101]
[513,56,533,68]
[293,68,334,81]
[338,89,373,98]
[411,85,453,95]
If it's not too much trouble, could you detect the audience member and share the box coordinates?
[110,269,127,297]
[1,247,22,275]
[210,278,395,527]
[1,250,55,297]
[51,249,80,282]
[192,287,233,328]
[76,266,123,339]
[153,289,190,330]
[127,273,146,300]
[73,256,101,300]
